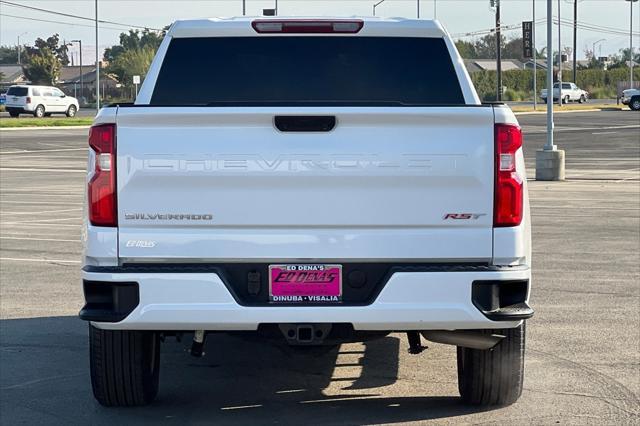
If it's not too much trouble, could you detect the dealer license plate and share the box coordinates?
[269,264,342,303]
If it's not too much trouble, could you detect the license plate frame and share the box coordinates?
[268,264,342,303]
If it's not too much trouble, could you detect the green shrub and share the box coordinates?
[470,67,640,101]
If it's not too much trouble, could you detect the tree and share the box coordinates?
[22,48,60,85]
[455,40,477,59]
[0,46,19,64]
[103,29,165,90]
[25,34,70,66]
[108,46,156,88]
[104,29,164,64]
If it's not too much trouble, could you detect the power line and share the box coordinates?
[0,0,161,31]
[0,13,132,32]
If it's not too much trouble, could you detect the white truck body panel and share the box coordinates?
[83,17,531,332]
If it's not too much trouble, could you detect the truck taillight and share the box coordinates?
[26,96,31,104]
[88,124,117,227]
[494,124,523,227]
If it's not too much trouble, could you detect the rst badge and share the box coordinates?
[443,213,487,220]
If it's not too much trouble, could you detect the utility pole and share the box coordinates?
[533,0,537,110]
[572,0,577,83]
[275,0,278,15]
[242,0,246,15]
[536,0,565,181]
[496,0,502,101]
[95,0,100,112]
[557,0,562,106]
[417,0,420,18]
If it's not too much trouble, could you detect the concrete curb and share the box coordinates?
[514,108,622,116]
[0,125,91,131]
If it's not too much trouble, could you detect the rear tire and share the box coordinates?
[563,95,570,104]
[89,324,160,406]
[630,97,640,111]
[66,105,77,117]
[579,95,586,104]
[457,322,525,406]
[33,105,45,118]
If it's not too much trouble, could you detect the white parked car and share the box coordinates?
[81,17,532,407]
[540,82,589,104]
[4,85,79,118]
[621,88,640,111]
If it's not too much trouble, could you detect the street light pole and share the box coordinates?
[417,0,420,18]
[242,0,246,15]
[546,0,555,151]
[572,0,577,83]
[496,0,502,101]
[95,0,100,112]
[592,39,605,61]
[627,0,638,88]
[17,32,27,65]
[557,0,562,106]
[71,40,83,105]
[373,0,386,16]
[434,0,437,19]
[533,0,537,110]
[536,0,565,181]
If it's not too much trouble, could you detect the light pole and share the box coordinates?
[496,0,502,101]
[95,0,100,112]
[626,0,638,88]
[557,0,562,106]
[535,0,565,181]
[434,0,437,18]
[17,32,27,65]
[417,0,420,18]
[572,0,577,84]
[533,0,537,110]
[373,0,386,16]
[592,38,605,61]
[71,40,83,105]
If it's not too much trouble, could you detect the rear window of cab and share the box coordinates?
[151,37,465,106]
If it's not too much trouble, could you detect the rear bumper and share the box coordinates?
[82,265,531,331]
[5,106,33,113]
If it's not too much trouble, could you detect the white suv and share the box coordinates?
[5,85,79,118]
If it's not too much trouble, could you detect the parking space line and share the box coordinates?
[0,167,85,173]
[0,148,86,155]
[1,208,82,215]
[2,217,80,225]
[0,236,79,242]
[0,201,83,206]
[0,257,80,264]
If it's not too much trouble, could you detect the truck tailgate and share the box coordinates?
[115,106,495,262]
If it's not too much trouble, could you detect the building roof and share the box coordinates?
[464,59,525,72]
[0,64,27,84]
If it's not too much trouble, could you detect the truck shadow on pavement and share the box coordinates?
[0,316,492,425]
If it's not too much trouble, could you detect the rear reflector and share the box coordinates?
[494,124,523,227]
[88,124,117,227]
[252,20,364,34]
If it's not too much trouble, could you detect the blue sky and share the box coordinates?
[0,0,638,64]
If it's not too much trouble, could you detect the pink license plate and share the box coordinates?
[269,264,342,303]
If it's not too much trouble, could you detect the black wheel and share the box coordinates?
[579,95,586,104]
[630,97,640,111]
[457,322,525,406]
[89,324,160,406]
[33,104,45,118]
[9,111,19,118]
[66,105,77,117]
[563,95,570,104]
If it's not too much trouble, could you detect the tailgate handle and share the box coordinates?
[274,116,336,132]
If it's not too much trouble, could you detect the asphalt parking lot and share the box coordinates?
[0,111,639,425]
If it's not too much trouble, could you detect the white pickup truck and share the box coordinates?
[81,17,533,408]
[540,82,589,104]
